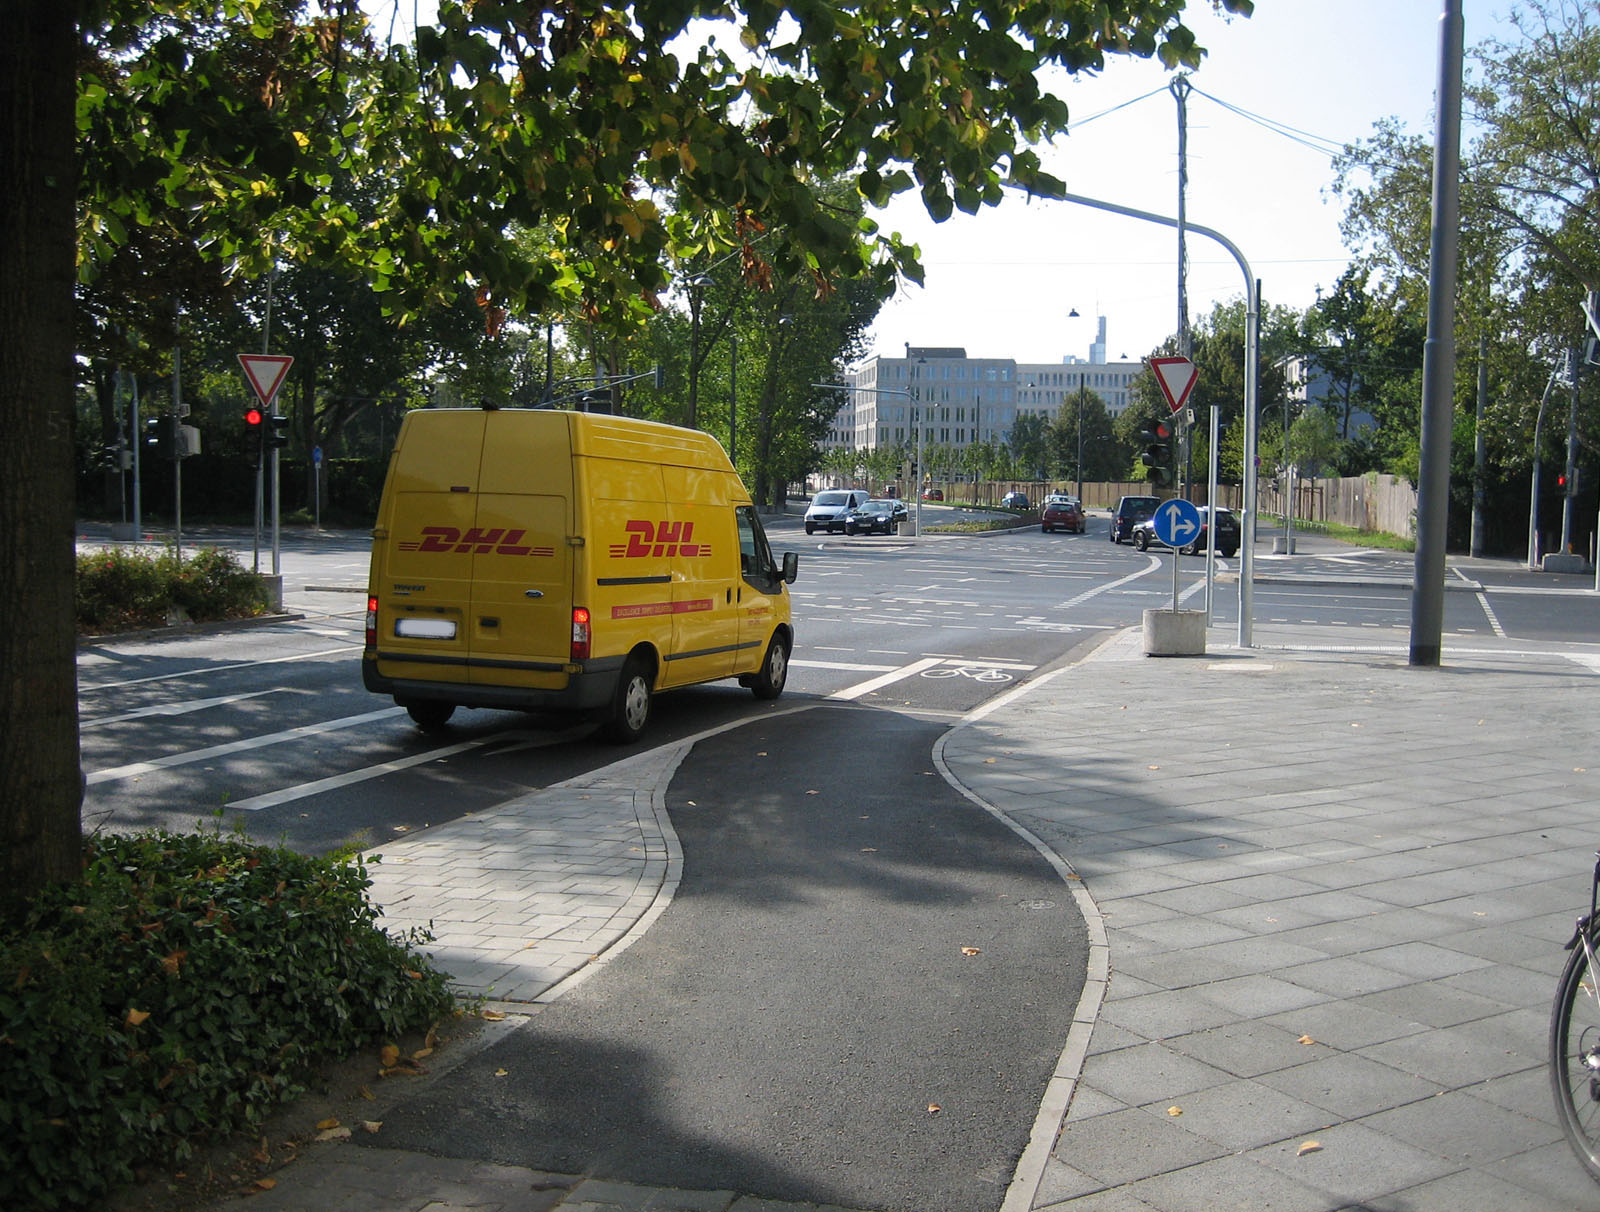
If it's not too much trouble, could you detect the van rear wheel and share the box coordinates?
[404,701,455,731]
[605,656,653,744]
[751,634,790,701]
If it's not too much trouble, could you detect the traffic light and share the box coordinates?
[244,407,265,463]
[1139,420,1173,489]
[144,414,174,459]
[266,414,290,450]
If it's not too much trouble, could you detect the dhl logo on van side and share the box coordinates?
[398,526,556,556]
[608,520,710,560]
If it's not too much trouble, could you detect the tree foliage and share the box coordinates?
[4,0,1258,914]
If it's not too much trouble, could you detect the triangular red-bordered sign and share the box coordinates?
[1148,356,1198,415]
[237,354,294,407]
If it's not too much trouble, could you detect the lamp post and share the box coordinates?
[685,274,712,430]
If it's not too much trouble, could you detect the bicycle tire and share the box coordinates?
[1551,929,1600,1184]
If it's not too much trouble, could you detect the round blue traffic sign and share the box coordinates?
[1151,498,1202,549]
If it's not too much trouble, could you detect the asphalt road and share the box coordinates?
[368,705,1089,1212]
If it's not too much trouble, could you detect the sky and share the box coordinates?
[862,0,1520,367]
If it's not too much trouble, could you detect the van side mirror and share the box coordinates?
[781,551,799,584]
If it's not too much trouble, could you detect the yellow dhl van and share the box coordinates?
[362,408,798,742]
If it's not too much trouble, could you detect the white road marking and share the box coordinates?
[83,690,278,728]
[80,645,357,691]
[225,730,565,811]
[86,707,406,785]
[830,657,947,700]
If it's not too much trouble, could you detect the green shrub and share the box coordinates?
[76,547,268,633]
[74,548,173,632]
[0,833,456,1211]
[169,548,270,621]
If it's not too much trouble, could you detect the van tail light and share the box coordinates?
[570,607,591,661]
[365,595,378,649]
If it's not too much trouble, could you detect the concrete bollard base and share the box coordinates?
[1143,608,1207,657]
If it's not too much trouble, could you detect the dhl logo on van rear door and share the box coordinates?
[608,520,709,559]
[398,527,556,556]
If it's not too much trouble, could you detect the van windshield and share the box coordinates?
[814,491,851,505]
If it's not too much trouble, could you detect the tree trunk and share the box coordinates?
[0,0,84,919]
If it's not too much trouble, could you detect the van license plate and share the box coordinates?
[395,618,456,640]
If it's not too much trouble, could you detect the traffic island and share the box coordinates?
[1143,608,1207,656]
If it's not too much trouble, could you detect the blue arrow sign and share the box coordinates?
[1152,498,1202,548]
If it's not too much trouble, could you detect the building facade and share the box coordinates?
[829,318,1144,458]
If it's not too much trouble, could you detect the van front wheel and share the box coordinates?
[750,634,790,701]
[605,656,653,744]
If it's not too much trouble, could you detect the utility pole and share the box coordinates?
[1409,0,1463,667]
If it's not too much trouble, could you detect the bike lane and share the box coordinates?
[368,703,1089,1212]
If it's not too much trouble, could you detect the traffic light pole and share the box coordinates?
[1056,191,1258,647]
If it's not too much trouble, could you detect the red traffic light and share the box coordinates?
[244,407,264,428]
[1155,421,1171,439]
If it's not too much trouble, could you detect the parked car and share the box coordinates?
[882,484,899,498]
[1000,491,1030,510]
[804,489,870,535]
[1131,505,1241,557]
[921,487,944,502]
[844,498,907,535]
[1109,495,1161,544]
[1041,496,1085,534]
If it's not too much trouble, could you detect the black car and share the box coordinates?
[1109,495,1160,544]
[844,498,907,535]
[1132,505,1241,557]
[1000,491,1030,510]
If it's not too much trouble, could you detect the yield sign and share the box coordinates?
[237,354,294,407]
[1149,356,1198,415]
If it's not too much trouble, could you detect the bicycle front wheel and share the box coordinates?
[1551,931,1600,1184]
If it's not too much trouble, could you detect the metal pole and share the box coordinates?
[1172,75,1191,360]
[1409,0,1463,667]
[1206,403,1219,617]
[729,332,737,462]
[1076,373,1085,502]
[172,308,182,558]
[1562,347,1582,555]
[1528,357,1560,570]
[1470,333,1487,557]
[131,374,142,536]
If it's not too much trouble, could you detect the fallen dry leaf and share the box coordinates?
[412,1047,434,1061]
[495,1068,509,1077]
[315,1125,352,1143]
[806,789,820,795]
[160,949,188,975]
[861,847,877,853]
[125,1008,150,1027]
[481,1010,506,1021]
[315,1118,341,1132]
[1297,1140,1322,1156]
[1298,1035,1316,1046]
[380,1045,400,1067]
[927,1103,941,1114]
[252,1178,277,1191]
[984,758,997,764]
[961,947,981,956]
[362,1121,382,1134]
[358,1086,375,1101]
[1167,1106,1182,1117]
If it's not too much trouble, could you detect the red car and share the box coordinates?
[921,487,944,501]
[1041,495,1085,534]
